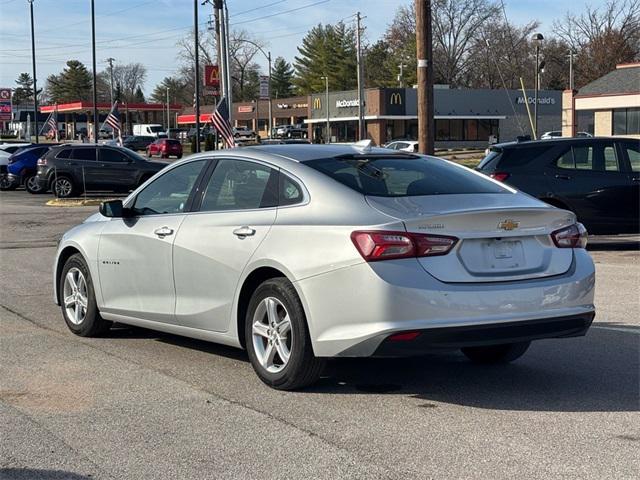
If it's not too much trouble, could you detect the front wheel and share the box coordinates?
[24,174,44,194]
[461,341,530,364]
[51,175,77,198]
[60,253,112,336]
[245,278,325,390]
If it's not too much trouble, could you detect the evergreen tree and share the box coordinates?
[293,22,357,94]
[134,86,145,103]
[270,57,294,98]
[13,73,34,105]
[46,60,92,103]
[149,77,190,106]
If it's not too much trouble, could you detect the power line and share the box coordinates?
[231,0,332,26]
[229,0,287,18]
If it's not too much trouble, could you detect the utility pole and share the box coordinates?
[267,50,273,138]
[106,57,115,106]
[321,75,329,144]
[28,0,38,143]
[416,0,434,155]
[355,12,365,141]
[193,0,201,152]
[224,1,232,126]
[166,87,170,132]
[567,51,575,90]
[90,0,98,143]
[532,33,544,139]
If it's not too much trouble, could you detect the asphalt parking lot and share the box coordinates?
[1,190,638,480]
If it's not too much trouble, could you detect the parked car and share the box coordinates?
[541,131,593,139]
[0,144,57,193]
[146,138,183,159]
[53,143,595,390]
[0,142,32,155]
[276,124,308,138]
[122,135,156,151]
[384,140,419,152]
[477,137,640,234]
[35,144,168,198]
[233,126,255,139]
[133,124,165,137]
[166,128,187,140]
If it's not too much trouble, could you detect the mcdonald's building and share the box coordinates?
[306,86,562,147]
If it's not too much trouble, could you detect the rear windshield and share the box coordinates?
[305,156,507,197]
[166,139,181,145]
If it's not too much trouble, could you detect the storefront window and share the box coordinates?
[436,120,450,141]
[465,120,478,141]
[450,120,464,140]
[613,108,640,135]
[577,111,595,135]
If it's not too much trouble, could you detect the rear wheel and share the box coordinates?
[60,253,111,336]
[461,342,530,364]
[245,278,325,390]
[0,176,16,191]
[51,175,77,198]
[24,174,44,194]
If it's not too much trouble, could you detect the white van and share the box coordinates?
[133,124,165,137]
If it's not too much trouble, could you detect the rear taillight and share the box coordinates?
[37,157,47,166]
[490,172,510,182]
[351,230,458,262]
[551,223,588,249]
[161,144,167,151]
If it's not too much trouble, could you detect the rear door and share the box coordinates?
[616,140,640,232]
[172,158,278,332]
[548,140,631,231]
[69,146,99,187]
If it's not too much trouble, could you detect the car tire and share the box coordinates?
[60,253,112,337]
[0,177,17,191]
[24,174,44,194]
[51,175,77,198]
[461,341,531,364]
[245,278,325,390]
[176,154,182,159]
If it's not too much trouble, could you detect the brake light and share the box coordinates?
[490,172,510,182]
[37,157,47,166]
[388,331,421,342]
[351,230,458,261]
[551,223,588,249]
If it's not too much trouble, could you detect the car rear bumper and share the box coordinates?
[295,249,596,357]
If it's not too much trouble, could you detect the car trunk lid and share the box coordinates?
[366,193,576,283]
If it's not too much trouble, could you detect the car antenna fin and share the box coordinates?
[352,139,373,153]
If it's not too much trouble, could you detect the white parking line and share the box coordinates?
[593,325,640,334]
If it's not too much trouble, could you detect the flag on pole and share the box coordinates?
[210,97,234,148]
[40,106,58,140]
[102,101,122,145]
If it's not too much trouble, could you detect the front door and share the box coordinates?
[96,147,139,189]
[97,159,208,321]
[173,158,278,332]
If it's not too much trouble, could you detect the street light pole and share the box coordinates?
[166,87,170,132]
[321,75,329,144]
[267,51,273,138]
[28,0,38,143]
[356,11,365,141]
[106,57,115,106]
[532,33,544,140]
[90,0,98,143]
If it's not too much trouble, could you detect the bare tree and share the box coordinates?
[553,0,640,86]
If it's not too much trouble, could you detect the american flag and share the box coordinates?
[40,107,58,140]
[104,101,121,134]
[211,97,235,149]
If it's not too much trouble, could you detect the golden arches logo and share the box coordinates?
[390,92,402,105]
[313,97,322,109]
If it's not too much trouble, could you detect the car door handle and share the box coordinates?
[153,226,174,238]
[555,174,571,180]
[233,226,256,238]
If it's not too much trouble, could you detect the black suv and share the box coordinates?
[477,137,640,234]
[122,135,156,151]
[36,144,168,198]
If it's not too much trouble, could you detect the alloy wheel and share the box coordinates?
[26,176,42,193]
[63,267,88,325]
[251,297,293,373]
[54,178,72,197]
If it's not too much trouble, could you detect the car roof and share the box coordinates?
[492,136,617,149]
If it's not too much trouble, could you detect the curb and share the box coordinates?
[46,198,114,207]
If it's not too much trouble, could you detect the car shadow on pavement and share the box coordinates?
[0,469,93,480]
[309,329,639,413]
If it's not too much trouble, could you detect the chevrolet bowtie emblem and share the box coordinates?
[498,219,519,231]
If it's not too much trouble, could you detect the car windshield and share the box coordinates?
[305,155,508,197]
[149,126,164,133]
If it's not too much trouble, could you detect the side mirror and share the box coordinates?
[100,199,126,218]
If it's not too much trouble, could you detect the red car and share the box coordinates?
[146,138,182,159]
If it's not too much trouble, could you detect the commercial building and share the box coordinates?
[562,63,640,138]
[176,87,562,148]
[307,87,561,147]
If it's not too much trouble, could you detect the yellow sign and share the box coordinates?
[390,92,402,105]
[313,97,322,109]
[498,219,520,231]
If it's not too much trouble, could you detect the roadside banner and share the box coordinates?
[0,88,12,122]
[259,76,269,100]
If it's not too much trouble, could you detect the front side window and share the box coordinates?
[200,159,277,211]
[306,156,507,197]
[132,160,206,215]
[621,141,640,172]
[99,148,128,163]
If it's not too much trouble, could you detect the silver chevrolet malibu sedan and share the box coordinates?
[54,143,596,390]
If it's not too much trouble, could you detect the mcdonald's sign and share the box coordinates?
[313,97,322,110]
[390,92,402,105]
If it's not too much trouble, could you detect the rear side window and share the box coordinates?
[477,149,502,170]
[71,148,96,161]
[620,141,640,172]
[280,174,304,206]
[498,145,554,168]
[305,156,507,197]
[55,148,72,159]
[555,142,618,171]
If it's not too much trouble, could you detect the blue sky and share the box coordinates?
[0,0,606,97]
